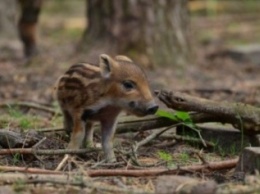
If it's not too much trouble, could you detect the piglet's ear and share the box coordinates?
[115,55,133,62]
[99,54,114,78]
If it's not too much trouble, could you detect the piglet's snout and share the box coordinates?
[145,101,158,115]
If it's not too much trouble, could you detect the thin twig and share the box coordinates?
[193,150,208,165]
[36,127,64,133]
[0,165,62,174]
[55,154,70,171]
[161,134,215,148]
[182,123,207,147]
[135,124,178,150]
[0,147,101,155]
[0,101,59,115]
[122,125,177,167]
[32,137,47,148]
[31,137,47,164]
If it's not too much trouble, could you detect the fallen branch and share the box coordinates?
[157,90,260,134]
[0,158,238,177]
[0,101,58,115]
[86,158,238,177]
[109,113,249,134]
[0,166,61,174]
[35,113,239,135]
[0,147,100,155]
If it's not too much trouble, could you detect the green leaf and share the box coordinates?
[175,111,192,122]
[156,110,195,129]
[155,109,178,121]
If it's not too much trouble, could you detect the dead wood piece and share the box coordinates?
[116,115,176,134]
[158,90,260,134]
[0,130,41,148]
[0,173,152,194]
[0,130,25,148]
[156,175,217,194]
[114,113,242,134]
[235,147,260,174]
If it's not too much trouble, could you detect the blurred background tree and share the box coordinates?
[0,0,191,67]
[82,0,191,67]
[0,0,22,56]
[1,0,260,68]
[18,0,42,57]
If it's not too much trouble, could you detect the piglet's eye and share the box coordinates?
[122,80,136,90]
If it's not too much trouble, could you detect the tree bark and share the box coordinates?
[18,0,42,57]
[83,0,191,67]
[0,0,22,58]
[0,0,17,38]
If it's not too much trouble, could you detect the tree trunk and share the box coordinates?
[83,0,191,67]
[0,0,22,58]
[18,0,42,57]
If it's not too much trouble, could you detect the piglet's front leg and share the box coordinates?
[100,111,120,162]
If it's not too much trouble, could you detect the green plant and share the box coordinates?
[156,109,206,146]
[13,179,26,192]
[157,150,172,162]
[229,143,239,156]
[7,106,23,118]
[157,150,176,168]
[178,152,190,163]
[19,118,32,129]
[12,153,21,165]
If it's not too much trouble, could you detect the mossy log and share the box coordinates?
[157,90,260,135]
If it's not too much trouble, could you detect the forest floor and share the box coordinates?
[0,1,260,193]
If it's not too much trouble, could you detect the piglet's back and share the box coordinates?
[56,63,104,109]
